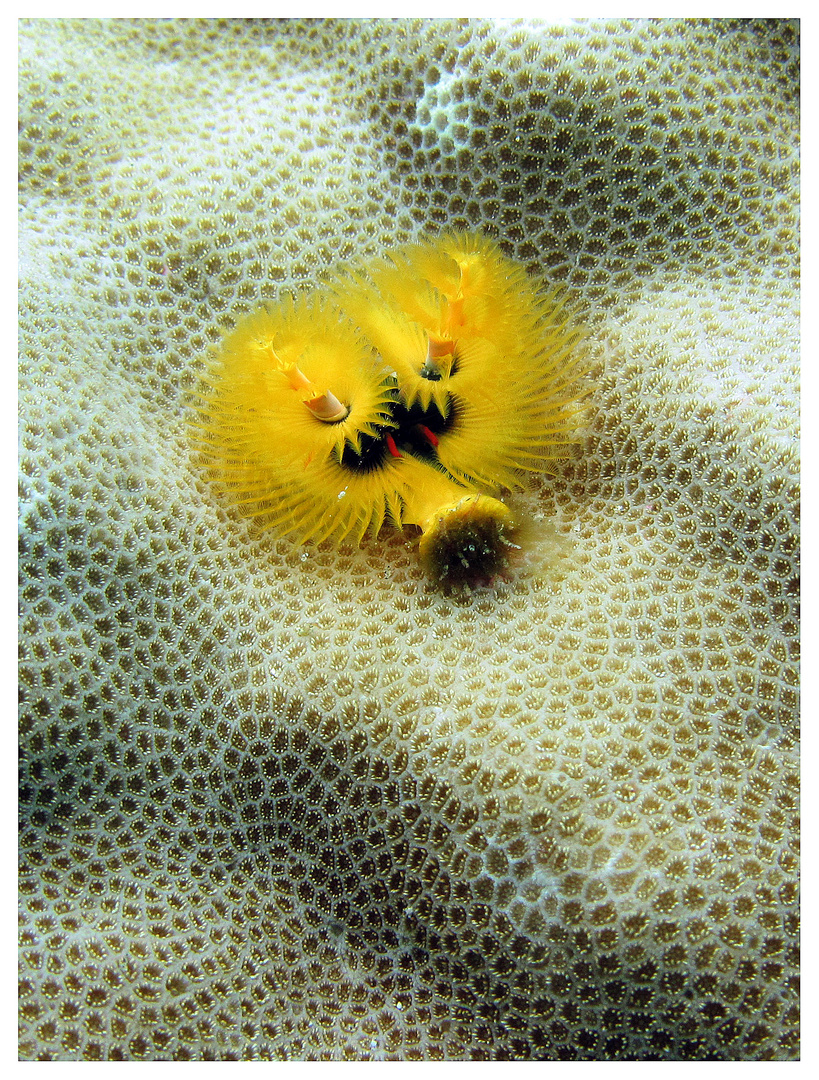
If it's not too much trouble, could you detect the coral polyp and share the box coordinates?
[193,232,588,584]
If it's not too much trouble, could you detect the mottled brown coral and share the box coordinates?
[19,18,799,1060]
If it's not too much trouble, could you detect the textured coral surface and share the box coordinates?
[19,18,799,1060]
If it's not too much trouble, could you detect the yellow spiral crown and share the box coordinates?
[193,232,588,585]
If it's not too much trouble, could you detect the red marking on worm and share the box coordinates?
[417,424,439,448]
[385,434,402,458]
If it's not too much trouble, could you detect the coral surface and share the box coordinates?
[19,18,799,1060]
